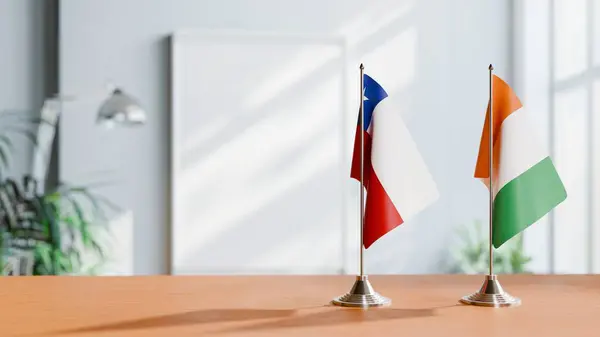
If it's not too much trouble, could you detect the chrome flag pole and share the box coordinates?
[460,64,521,307]
[489,63,495,278]
[360,62,365,278]
[331,63,390,308]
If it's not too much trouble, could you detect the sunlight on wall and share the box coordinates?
[361,27,417,96]
[595,3,600,66]
[553,0,587,81]
[594,80,600,272]
[178,78,342,266]
[516,0,553,274]
[168,0,511,275]
[553,87,589,273]
[102,210,134,275]
[252,212,342,271]
[242,43,344,111]
[338,0,414,47]
[519,0,600,274]
[172,34,347,274]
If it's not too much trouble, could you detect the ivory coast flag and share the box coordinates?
[474,75,567,248]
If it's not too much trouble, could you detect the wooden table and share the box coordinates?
[2,275,599,336]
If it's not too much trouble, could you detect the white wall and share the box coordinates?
[0,0,47,178]
[514,0,600,274]
[59,0,512,274]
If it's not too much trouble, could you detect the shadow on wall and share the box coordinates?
[171,0,506,275]
[173,2,422,275]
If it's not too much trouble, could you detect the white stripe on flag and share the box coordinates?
[370,98,439,220]
[496,107,549,198]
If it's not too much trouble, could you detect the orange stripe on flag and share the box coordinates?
[474,75,523,182]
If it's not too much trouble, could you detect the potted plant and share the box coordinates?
[0,110,118,275]
[448,219,532,274]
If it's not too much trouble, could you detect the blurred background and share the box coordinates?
[0,0,596,276]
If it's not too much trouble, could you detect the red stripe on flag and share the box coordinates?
[363,171,404,248]
[350,127,404,249]
[350,127,372,186]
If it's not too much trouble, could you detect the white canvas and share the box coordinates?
[170,31,352,275]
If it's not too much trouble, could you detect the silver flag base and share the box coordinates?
[460,274,521,307]
[331,275,391,308]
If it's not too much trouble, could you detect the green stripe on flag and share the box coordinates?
[492,156,567,248]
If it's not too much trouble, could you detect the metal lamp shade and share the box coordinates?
[96,89,146,128]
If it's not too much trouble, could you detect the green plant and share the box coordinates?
[31,182,120,275]
[448,219,532,274]
[0,109,119,275]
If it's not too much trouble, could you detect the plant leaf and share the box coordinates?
[54,182,120,220]
[0,143,11,172]
[0,135,14,151]
[35,243,53,274]
[39,197,62,249]
[451,220,532,274]
[67,248,82,272]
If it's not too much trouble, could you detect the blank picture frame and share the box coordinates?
[170,30,353,275]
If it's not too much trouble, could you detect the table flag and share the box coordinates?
[474,74,567,248]
[350,74,438,248]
